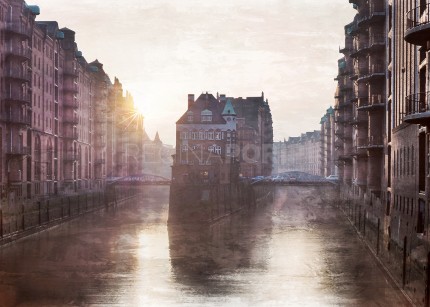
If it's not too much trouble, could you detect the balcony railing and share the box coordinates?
[369,34,385,46]
[358,4,385,26]
[4,92,31,105]
[5,22,31,37]
[357,136,384,149]
[405,4,430,46]
[404,91,430,124]
[6,146,30,156]
[357,64,385,82]
[5,68,31,81]
[5,46,31,60]
[357,94,385,111]
[355,64,369,75]
[1,113,31,126]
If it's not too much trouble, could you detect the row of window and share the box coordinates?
[180,160,213,165]
[393,145,415,177]
[181,144,222,155]
[180,130,235,140]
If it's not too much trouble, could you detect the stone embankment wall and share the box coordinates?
[168,182,274,224]
[338,186,427,306]
[0,185,141,245]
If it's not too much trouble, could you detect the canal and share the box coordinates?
[0,186,410,306]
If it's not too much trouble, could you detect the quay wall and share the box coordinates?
[339,185,427,306]
[0,185,141,246]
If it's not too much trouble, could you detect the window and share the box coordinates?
[181,145,188,152]
[201,115,212,122]
[208,145,221,155]
[187,112,193,122]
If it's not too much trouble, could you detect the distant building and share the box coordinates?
[320,107,336,177]
[142,131,174,179]
[273,131,321,176]
[172,93,238,185]
[172,92,273,183]
[229,92,273,177]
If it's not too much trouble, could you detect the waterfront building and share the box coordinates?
[142,131,174,179]
[330,0,430,303]
[172,92,273,184]
[0,0,144,203]
[320,107,336,177]
[333,0,387,220]
[229,93,273,177]
[172,93,238,185]
[273,131,321,176]
[106,77,144,179]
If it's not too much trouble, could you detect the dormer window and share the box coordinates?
[187,111,193,122]
[201,109,212,122]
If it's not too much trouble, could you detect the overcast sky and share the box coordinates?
[34,0,356,145]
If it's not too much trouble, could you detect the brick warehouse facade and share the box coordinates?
[327,0,430,304]
[172,92,273,184]
[0,0,144,202]
[273,131,321,176]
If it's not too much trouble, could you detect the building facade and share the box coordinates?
[0,0,144,203]
[320,106,337,177]
[172,92,273,184]
[273,131,321,176]
[328,0,430,304]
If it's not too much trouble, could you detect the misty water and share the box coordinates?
[0,186,409,306]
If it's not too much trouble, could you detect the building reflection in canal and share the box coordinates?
[0,186,411,306]
[167,204,272,297]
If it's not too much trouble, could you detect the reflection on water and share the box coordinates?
[168,205,272,297]
[0,186,409,306]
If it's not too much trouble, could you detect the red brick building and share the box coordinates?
[172,92,273,184]
[0,0,144,203]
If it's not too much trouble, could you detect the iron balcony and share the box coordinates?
[405,4,430,46]
[404,91,430,125]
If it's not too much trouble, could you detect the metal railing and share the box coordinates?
[6,146,30,155]
[5,46,31,59]
[405,91,430,115]
[4,93,31,104]
[406,4,430,30]
[5,22,31,37]
[1,113,31,125]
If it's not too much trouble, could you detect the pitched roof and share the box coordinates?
[176,93,226,125]
[222,99,236,115]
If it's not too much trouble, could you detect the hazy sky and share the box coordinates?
[33,0,356,145]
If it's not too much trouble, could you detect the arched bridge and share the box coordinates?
[107,174,171,185]
[249,171,338,186]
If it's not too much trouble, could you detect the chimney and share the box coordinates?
[188,94,194,109]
